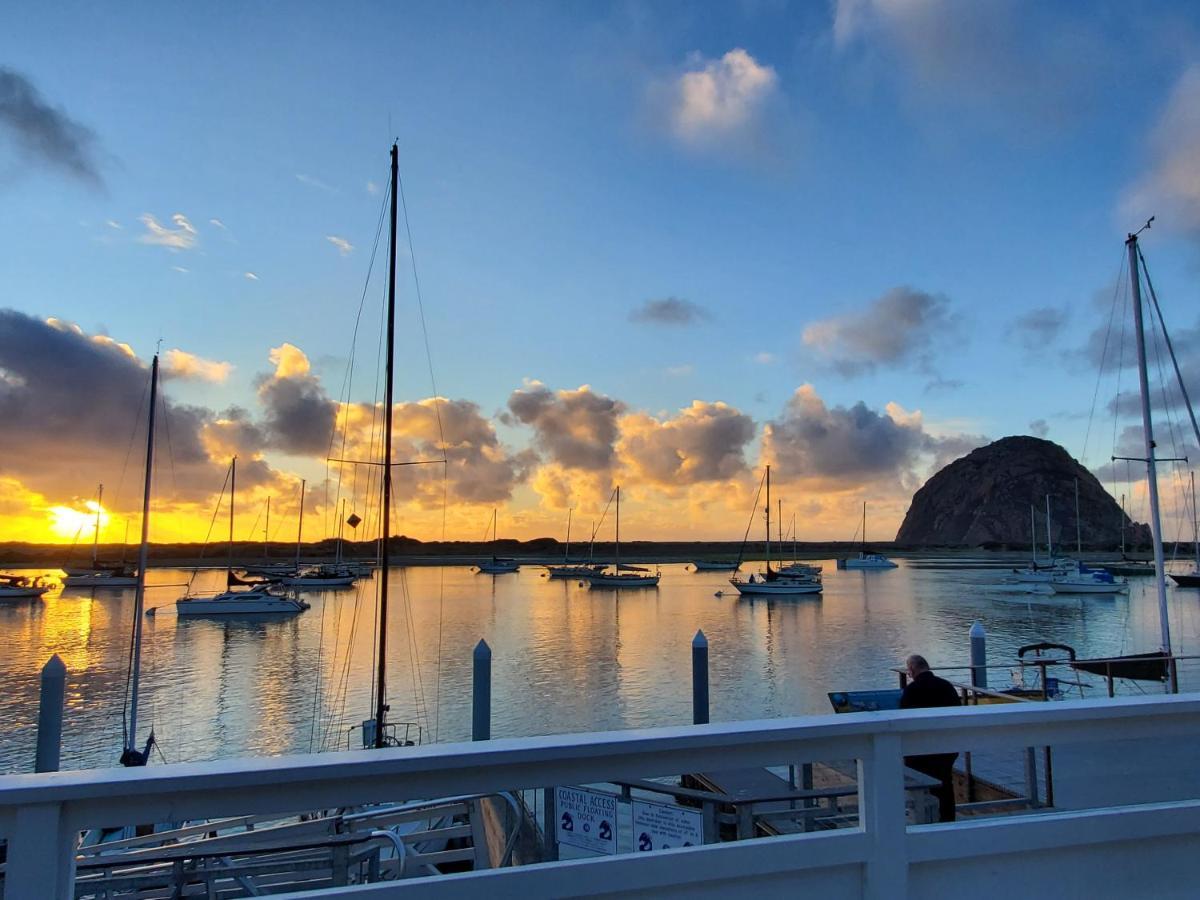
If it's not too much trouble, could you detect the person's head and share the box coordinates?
[905,654,931,680]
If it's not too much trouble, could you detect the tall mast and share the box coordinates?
[778,499,783,552]
[337,498,345,564]
[1128,232,1174,689]
[265,496,271,560]
[1030,505,1037,564]
[126,355,158,763]
[862,501,867,549]
[1080,480,1089,556]
[227,457,236,584]
[1192,472,1198,570]
[295,479,306,570]
[1120,494,1126,558]
[765,465,771,570]
[565,507,572,562]
[792,513,797,565]
[615,487,621,570]
[1046,495,1053,559]
[92,483,103,567]
[375,142,399,748]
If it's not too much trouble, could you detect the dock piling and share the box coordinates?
[969,622,988,690]
[35,654,66,773]
[692,630,709,725]
[473,639,491,742]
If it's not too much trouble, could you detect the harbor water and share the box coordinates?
[1,559,1198,773]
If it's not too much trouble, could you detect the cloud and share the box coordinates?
[1123,65,1200,234]
[1009,307,1068,352]
[325,235,353,256]
[137,213,198,250]
[832,1,1108,129]
[762,384,985,488]
[753,351,776,365]
[648,48,788,161]
[665,364,694,377]
[244,271,259,281]
[506,382,624,471]
[802,286,955,377]
[1030,419,1050,438]
[0,67,103,186]
[629,297,709,326]
[296,173,336,192]
[172,266,189,274]
[256,343,337,456]
[0,310,273,506]
[105,219,121,230]
[619,401,755,487]
[163,349,233,383]
[366,180,380,195]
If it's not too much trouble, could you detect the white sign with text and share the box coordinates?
[632,798,703,852]
[555,786,618,855]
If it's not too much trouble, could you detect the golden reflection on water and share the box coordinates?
[2,561,1200,773]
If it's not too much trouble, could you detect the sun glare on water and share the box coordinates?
[48,501,109,540]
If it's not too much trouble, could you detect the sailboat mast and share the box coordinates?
[1046,495,1053,559]
[337,498,345,564]
[126,355,158,759]
[1128,233,1173,687]
[565,507,572,562]
[265,496,271,560]
[1120,494,1126,558]
[615,487,621,570]
[1192,472,1199,569]
[1030,505,1037,564]
[375,142,399,748]
[765,465,771,569]
[227,457,236,582]
[862,501,867,548]
[1080,480,1089,556]
[294,479,306,570]
[92,483,103,567]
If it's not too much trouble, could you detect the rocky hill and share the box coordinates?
[895,436,1149,549]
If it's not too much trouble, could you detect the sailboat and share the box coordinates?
[586,487,660,587]
[280,480,356,587]
[176,458,310,615]
[241,496,296,577]
[730,467,821,596]
[839,502,897,569]
[62,484,138,587]
[476,508,519,574]
[1170,472,1200,588]
[777,508,821,577]
[545,507,598,578]
[1050,479,1130,593]
[1012,497,1077,583]
[0,574,50,599]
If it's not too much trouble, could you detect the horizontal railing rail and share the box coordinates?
[3,694,1200,899]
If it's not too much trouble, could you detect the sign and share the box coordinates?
[632,798,703,852]
[555,786,617,855]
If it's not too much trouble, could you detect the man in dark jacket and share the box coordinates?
[899,654,961,822]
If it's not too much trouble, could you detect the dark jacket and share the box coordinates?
[900,671,961,710]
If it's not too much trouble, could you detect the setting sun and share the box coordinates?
[48,501,108,541]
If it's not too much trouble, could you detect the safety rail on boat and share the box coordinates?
[3,695,1200,898]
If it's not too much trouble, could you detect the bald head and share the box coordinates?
[906,654,930,679]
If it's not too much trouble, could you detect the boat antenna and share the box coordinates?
[374,142,399,748]
[123,354,158,766]
[1127,230,1174,690]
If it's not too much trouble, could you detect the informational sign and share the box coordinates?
[555,786,618,855]
[632,798,704,852]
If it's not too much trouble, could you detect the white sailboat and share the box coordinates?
[280,481,356,587]
[1012,496,1077,583]
[62,484,139,587]
[586,487,660,588]
[1170,472,1200,588]
[177,458,310,615]
[477,508,520,574]
[545,507,598,578]
[730,467,822,596]
[840,502,898,570]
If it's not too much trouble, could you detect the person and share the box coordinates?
[899,654,961,822]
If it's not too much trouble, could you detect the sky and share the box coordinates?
[2,0,1200,547]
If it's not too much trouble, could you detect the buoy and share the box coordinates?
[714,590,724,597]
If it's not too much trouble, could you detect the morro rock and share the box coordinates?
[895,436,1149,548]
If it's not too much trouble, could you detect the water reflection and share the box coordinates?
[0,561,1195,773]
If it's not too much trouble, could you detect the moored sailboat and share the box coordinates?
[477,508,520,574]
[730,466,822,596]
[586,487,660,587]
[1170,472,1200,588]
[839,502,897,570]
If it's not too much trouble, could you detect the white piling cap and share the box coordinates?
[970,622,986,638]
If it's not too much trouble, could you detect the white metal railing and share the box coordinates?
[3,695,1200,899]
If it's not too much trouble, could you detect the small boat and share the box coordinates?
[690,559,740,572]
[62,567,138,587]
[1072,650,1171,683]
[546,564,599,579]
[177,582,309,616]
[1169,472,1200,588]
[241,562,296,577]
[586,487,660,588]
[476,508,519,574]
[730,466,822,597]
[0,574,50,599]
[839,503,897,570]
[281,565,357,587]
[1049,565,1129,594]
[1101,560,1156,577]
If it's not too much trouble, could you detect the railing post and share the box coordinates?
[969,622,987,689]
[542,787,559,861]
[692,630,709,725]
[7,802,76,900]
[36,654,67,773]
[473,639,491,742]
[858,732,908,900]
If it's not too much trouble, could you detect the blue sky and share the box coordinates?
[2,1,1199,542]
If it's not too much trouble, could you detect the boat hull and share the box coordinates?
[0,586,49,599]
[1049,580,1130,594]
[281,576,356,587]
[546,566,597,579]
[1170,572,1200,588]
[586,575,660,588]
[690,561,740,572]
[62,574,138,587]
[176,593,310,615]
[842,559,898,570]
[731,581,822,595]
